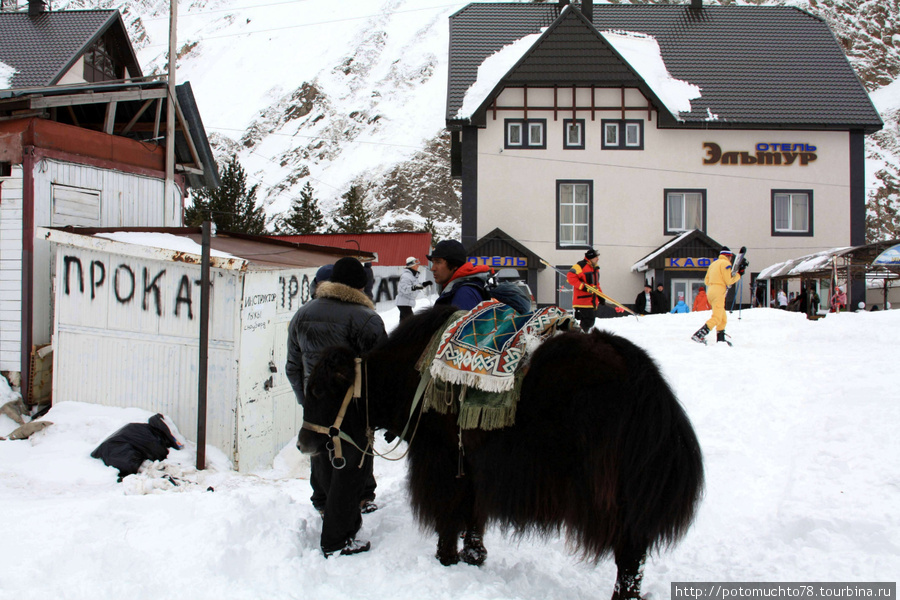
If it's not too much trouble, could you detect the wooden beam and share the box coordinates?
[553,85,558,121]
[103,100,117,134]
[27,88,168,109]
[67,105,79,127]
[175,164,205,175]
[172,96,204,175]
[571,84,576,120]
[120,98,156,135]
[153,97,162,139]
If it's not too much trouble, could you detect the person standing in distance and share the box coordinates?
[567,248,604,332]
[396,256,432,321]
[691,247,744,344]
[428,240,491,311]
[286,257,386,557]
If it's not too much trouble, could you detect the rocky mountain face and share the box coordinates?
[44,0,900,241]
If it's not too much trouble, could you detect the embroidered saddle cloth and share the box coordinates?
[420,300,571,430]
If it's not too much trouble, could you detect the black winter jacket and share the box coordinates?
[285,281,386,406]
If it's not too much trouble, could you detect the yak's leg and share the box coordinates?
[459,520,487,566]
[611,541,647,600]
[434,480,477,566]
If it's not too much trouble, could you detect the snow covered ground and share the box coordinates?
[1,304,897,600]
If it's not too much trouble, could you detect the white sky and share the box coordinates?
[2,304,898,598]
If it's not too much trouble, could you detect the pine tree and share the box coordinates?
[332,185,374,234]
[278,182,325,234]
[424,217,440,244]
[185,155,267,234]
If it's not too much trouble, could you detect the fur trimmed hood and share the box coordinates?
[315,281,375,310]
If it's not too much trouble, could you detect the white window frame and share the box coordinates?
[602,119,644,150]
[507,122,523,147]
[557,180,592,248]
[625,122,641,147]
[563,119,585,149]
[772,190,813,236]
[504,119,546,149]
[603,122,619,147]
[665,190,705,234]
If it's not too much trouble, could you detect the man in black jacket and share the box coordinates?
[286,257,386,557]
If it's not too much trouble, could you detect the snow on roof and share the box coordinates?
[455,29,546,119]
[757,246,853,280]
[600,30,701,119]
[630,230,695,272]
[0,60,16,89]
[94,232,239,260]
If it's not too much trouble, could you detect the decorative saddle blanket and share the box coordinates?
[420,300,571,430]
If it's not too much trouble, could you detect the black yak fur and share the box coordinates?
[300,304,704,599]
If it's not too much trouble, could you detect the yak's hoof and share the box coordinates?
[459,534,487,566]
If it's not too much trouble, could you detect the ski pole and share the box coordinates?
[538,259,640,321]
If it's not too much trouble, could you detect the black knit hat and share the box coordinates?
[427,240,468,267]
[719,246,733,256]
[584,248,598,259]
[331,257,367,289]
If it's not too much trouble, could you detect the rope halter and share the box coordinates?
[300,357,362,469]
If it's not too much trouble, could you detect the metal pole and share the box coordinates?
[196,221,211,470]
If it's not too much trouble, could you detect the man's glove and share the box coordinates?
[422,280,433,287]
[738,258,749,275]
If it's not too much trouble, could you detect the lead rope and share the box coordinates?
[456,426,466,478]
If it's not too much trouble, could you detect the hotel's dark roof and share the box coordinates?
[447,2,883,133]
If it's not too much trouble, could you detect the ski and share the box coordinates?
[730,246,748,278]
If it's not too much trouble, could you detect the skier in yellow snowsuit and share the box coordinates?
[691,247,744,344]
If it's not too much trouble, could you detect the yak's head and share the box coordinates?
[296,345,358,455]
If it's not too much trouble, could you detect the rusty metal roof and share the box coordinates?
[272,232,433,266]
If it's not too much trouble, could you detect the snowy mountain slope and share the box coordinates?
[46,0,900,238]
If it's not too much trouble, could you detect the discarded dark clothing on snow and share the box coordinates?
[91,414,182,480]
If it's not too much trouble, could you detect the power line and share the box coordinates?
[141,2,465,48]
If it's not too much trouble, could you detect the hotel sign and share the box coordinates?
[703,142,817,166]
[468,256,528,268]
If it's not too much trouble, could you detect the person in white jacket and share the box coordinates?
[396,256,432,321]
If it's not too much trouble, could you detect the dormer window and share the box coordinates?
[505,119,546,149]
[83,37,122,83]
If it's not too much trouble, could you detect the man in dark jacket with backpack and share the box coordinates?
[428,240,491,311]
[286,257,386,558]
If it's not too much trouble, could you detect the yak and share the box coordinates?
[297,304,703,599]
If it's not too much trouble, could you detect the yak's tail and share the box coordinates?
[591,331,705,555]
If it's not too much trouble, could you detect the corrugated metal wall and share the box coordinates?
[53,246,239,462]
[0,165,23,372]
[32,158,183,349]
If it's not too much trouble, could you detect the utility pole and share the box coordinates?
[165,0,177,225]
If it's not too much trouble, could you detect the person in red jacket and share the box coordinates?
[567,248,604,332]
[692,285,711,311]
